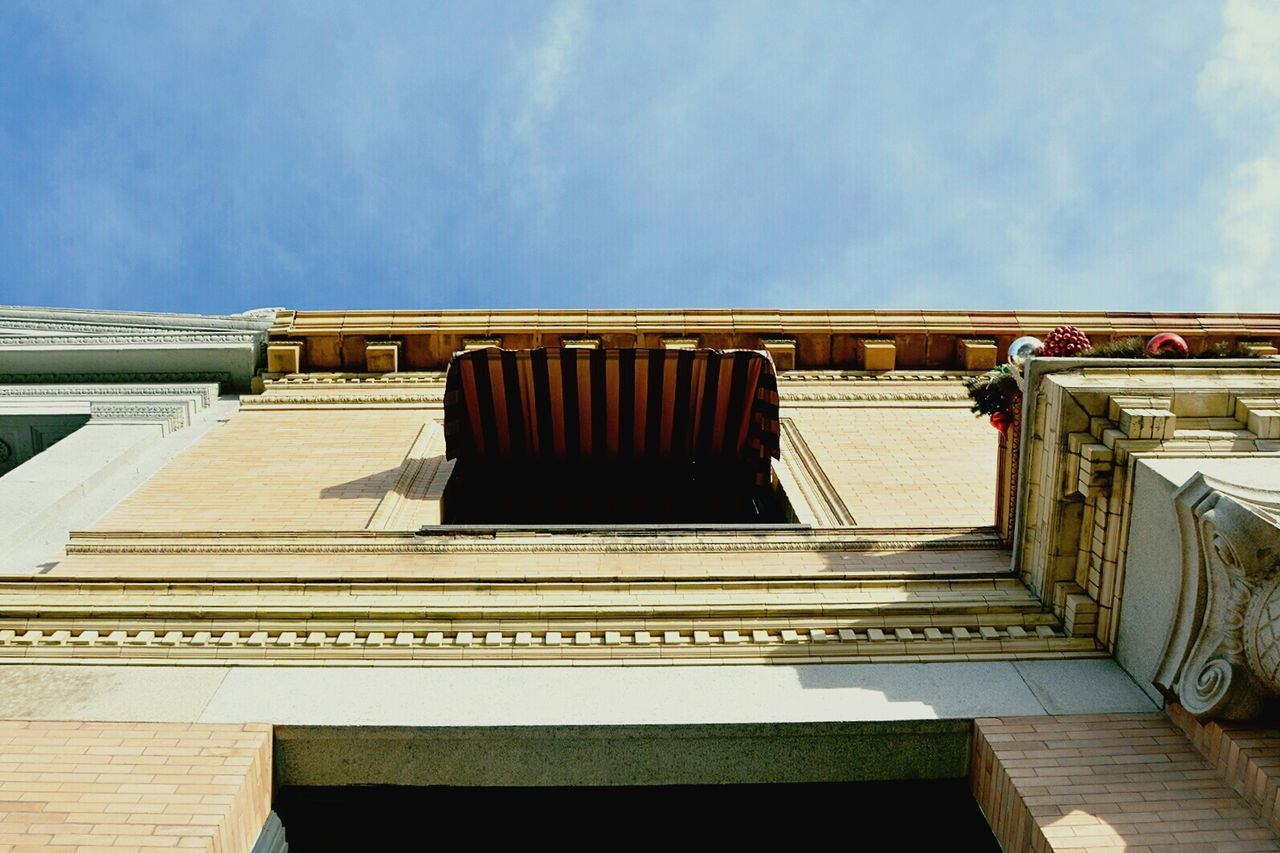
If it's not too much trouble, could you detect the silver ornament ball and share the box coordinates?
[1008,336,1043,369]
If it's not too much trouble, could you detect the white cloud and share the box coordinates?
[1210,154,1280,310]
[498,0,589,225]
[527,0,588,117]
[1199,0,1280,124]
[1199,0,1280,310]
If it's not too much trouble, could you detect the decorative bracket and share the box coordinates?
[1155,474,1280,720]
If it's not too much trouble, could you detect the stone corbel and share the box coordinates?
[1155,473,1280,720]
[1236,398,1280,440]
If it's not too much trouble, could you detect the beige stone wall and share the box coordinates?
[93,409,431,532]
[785,407,997,528]
[88,382,999,535]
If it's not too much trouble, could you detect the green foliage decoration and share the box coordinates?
[1080,337,1147,359]
[964,364,1019,418]
[1197,341,1262,359]
[1078,337,1264,359]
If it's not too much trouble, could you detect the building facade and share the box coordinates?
[1,306,1279,851]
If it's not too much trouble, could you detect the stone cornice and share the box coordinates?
[267,309,1280,373]
[0,371,235,386]
[0,305,276,335]
[0,574,1092,664]
[0,306,275,391]
[271,309,1280,337]
[3,333,261,347]
[0,384,219,406]
[0,383,220,434]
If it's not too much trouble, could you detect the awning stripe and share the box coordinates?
[444,347,781,484]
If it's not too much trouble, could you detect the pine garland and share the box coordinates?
[1079,338,1263,359]
[964,364,1019,417]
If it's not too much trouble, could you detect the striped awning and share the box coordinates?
[443,347,781,485]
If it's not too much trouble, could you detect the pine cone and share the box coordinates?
[1039,325,1091,357]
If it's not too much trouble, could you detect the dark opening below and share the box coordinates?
[274,781,998,850]
[442,459,790,524]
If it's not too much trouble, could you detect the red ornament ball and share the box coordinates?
[989,411,1012,437]
[1039,325,1092,357]
[1146,332,1189,358]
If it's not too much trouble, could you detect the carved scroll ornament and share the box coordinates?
[1155,474,1280,721]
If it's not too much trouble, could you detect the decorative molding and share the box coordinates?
[243,392,443,408]
[265,371,969,384]
[0,384,218,406]
[781,389,970,403]
[0,319,198,336]
[1155,474,1280,721]
[781,371,973,382]
[2,332,260,347]
[778,418,856,526]
[241,382,972,409]
[88,403,194,432]
[0,384,218,435]
[64,527,1001,555]
[269,373,447,383]
[0,619,1079,664]
[367,420,453,529]
[0,372,234,386]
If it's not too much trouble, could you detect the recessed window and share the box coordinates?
[437,346,791,527]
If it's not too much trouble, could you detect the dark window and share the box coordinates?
[441,459,792,525]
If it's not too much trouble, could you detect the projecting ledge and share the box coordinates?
[273,719,973,787]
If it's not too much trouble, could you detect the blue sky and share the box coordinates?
[1,1,1277,314]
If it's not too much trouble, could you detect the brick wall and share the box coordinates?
[970,714,1279,852]
[1168,702,1280,837]
[0,719,272,852]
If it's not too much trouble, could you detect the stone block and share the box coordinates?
[364,342,400,374]
[760,338,797,370]
[960,339,997,371]
[1242,404,1280,440]
[861,339,897,372]
[660,336,699,350]
[266,342,303,374]
[1063,592,1099,637]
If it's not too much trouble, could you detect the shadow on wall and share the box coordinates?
[318,466,413,500]
[816,535,1013,576]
